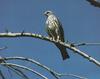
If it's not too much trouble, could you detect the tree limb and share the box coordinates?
[86,0,100,8]
[1,63,48,79]
[0,32,99,67]
[2,56,87,79]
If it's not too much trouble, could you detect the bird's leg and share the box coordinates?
[52,36,56,41]
[48,36,53,40]
[48,35,55,41]
[56,36,60,42]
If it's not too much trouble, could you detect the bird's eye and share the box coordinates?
[46,12,50,14]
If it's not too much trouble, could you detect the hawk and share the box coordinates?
[44,11,69,60]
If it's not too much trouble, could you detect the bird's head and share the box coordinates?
[44,10,53,17]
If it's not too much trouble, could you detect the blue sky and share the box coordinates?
[0,0,100,79]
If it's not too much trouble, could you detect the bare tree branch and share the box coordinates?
[74,42,100,46]
[0,46,7,51]
[86,0,100,8]
[0,70,5,79]
[59,73,88,79]
[0,32,99,67]
[6,66,30,79]
[2,56,88,79]
[1,63,48,79]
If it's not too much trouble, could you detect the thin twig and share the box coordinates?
[0,70,5,79]
[4,56,60,79]
[60,73,88,79]
[6,66,30,79]
[0,57,13,78]
[3,56,88,79]
[1,63,48,79]
[74,42,100,46]
[0,46,7,51]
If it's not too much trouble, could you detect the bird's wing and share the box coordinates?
[53,16,65,42]
[45,19,52,37]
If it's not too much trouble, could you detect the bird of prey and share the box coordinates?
[44,10,69,60]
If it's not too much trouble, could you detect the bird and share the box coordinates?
[44,10,69,60]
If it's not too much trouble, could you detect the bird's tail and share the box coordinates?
[55,44,69,60]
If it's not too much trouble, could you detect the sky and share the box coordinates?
[0,0,100,79]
